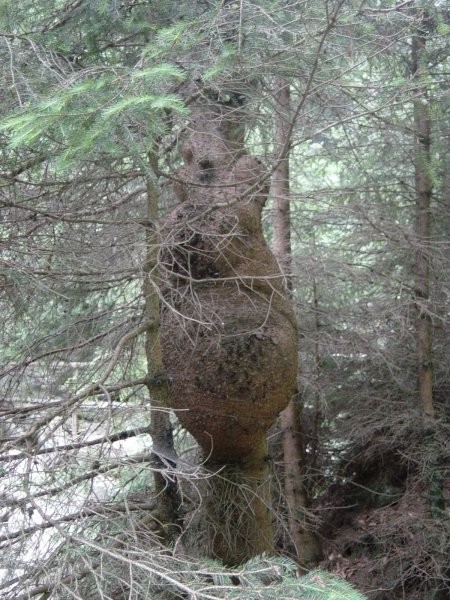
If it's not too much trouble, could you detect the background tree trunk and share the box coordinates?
[271,80,322,569]
[143,158,181,540]
[412,17,434,420]
[411,12,446,526]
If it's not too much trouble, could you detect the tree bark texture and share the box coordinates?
[159,93,298,564]
[412,22,434,419]
[270,81,322,568]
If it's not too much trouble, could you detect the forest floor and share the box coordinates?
[318,478,449,599]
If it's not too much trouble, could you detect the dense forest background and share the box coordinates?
[0,1,448,599]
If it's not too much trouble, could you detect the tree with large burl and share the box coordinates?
[159,88,298,565]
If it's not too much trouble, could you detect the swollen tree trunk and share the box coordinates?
[271,81,322,569]
[412,20,434,420]
[159,91,298,565]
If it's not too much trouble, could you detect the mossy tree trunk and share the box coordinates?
[159,90,298,565]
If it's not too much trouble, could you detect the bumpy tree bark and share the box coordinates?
[159,96,298,564]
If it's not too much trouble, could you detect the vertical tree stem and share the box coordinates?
[143,156,181,536]
[412,18,434,420]
[271,80,322,569]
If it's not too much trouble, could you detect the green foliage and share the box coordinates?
[203,45,239,82]
[72,553,367,600]
[150,19,204,56]
[0,62,187,169]
[137,555,368,599]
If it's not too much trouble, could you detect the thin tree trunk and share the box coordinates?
[412,20,434,420]
[143,154,181,540]
[411,13,446,526]
[271,80,322,569]
[310,268,322,483]
[272,82,292,275]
